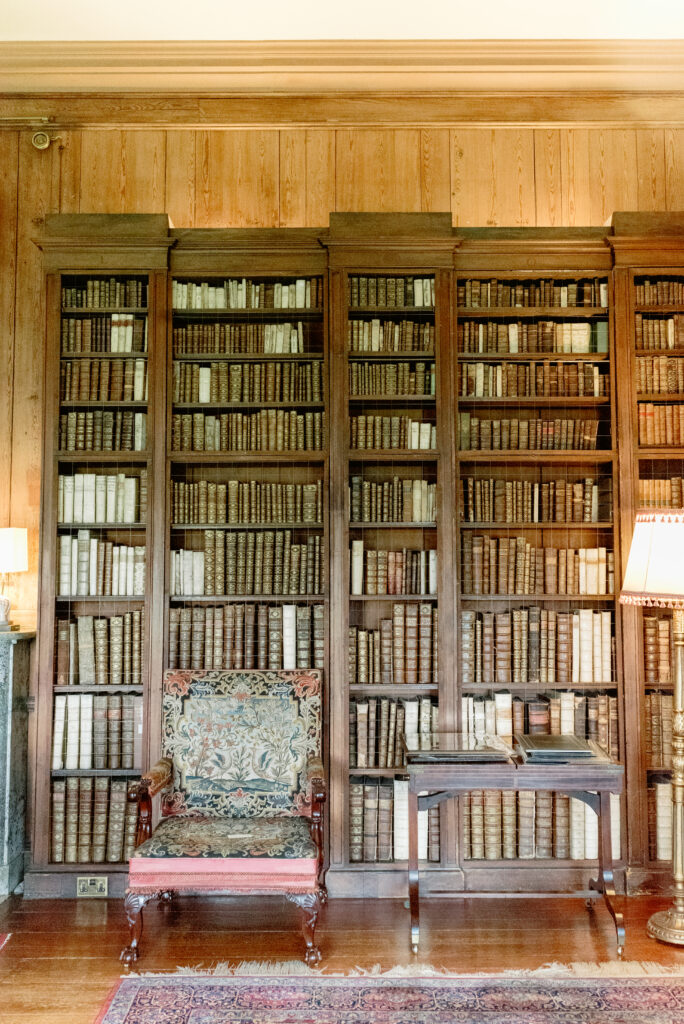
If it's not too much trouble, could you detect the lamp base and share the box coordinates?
[647,908,684,945]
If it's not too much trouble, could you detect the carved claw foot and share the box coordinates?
[286,891,322,965]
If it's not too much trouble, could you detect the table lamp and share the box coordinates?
[620,508,684,945]
[0,527,28,632]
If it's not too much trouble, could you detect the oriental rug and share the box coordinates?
[96,974,684,1023]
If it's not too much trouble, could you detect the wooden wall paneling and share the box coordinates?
[56,132,82,214]
[0,132,19,531]
[419,130,451,214]
[12,132,62,614]
[279,130,336,228]
[165,130,197,227]
[194,130,279,228]
[635,130,666,212]
[79,130,167,212]
[335,130,422,212]
[559,129,593,226]
[664,129,684,209]
[450,129,536,227]
[533,129,562,226]
[585,130,640,226]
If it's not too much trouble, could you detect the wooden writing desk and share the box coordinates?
[405,746,625,956]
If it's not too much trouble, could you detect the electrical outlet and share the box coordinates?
[77,875,108,898]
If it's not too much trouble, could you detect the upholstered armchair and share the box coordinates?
[121,669,326,965]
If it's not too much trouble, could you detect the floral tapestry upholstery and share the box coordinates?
[161,669,322,819]
[132,814,317,860]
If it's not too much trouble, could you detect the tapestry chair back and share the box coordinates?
[160,669,323,820]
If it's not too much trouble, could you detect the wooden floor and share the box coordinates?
[0,893,682,1022]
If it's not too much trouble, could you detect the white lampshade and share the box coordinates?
[0,528,28,575]
[620,510,684,608]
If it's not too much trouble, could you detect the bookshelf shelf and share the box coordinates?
[636,394,684,402]
[458,352,610,362]
[349,594,438,602]
[169,452,327,464]
[171,522,323,532]
[349,522,436,530]
[456,307,607,319]
[60,351,148,360]
[460,594,615,602]
[172,308,323,321]
[349,684,439,696]
[173,352,324,362]
[57,451,149,462]
[458,452,615,463]
[348,395,436,404]
[57,522,146,531]
[169,594,324,603]
[62,306,148,315]
[347,450,438,462]
[457,397,609,407]
[173,401,325,412]
[459,521,613,530]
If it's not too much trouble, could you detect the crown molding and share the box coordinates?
[2,40,684,94]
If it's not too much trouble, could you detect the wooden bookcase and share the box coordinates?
[610,214,684,890]
[30,215,172,896]
[453,229,624,892]
[28,211,684,899]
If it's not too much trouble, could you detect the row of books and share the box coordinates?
[350,475,436,524]
[636,355,684,394]
[461,537,614,596]
[463,691,618,759]
[457,320,608,355]
[350,696,437,769]
[458,414,602,452]
[170,411,324,453]
[347,319,434,354]
[61,314,148,354]
[62,277,146,309]
[460,608,614,686]
[170,533,323,597]
[349,362,435,397]
[637,403,684,446]
[58,532,146,597]
[457,278,608,309]
[172,277,322,310]
[58,472,147,526]
[643,615,673,685]
[462,790,621,861]
[172,479,323,527]
[645,691,673,769]
[51,777,136,864]
[459,361,607,399]
[52,692,143,770]
[636,277,684,306]
[648,783,673,862]
[172,321,317,356]
[348,276,434,309]
[635,315,684,351]
[55,611,144,687]
[350,542,438,597]
[168,602,325,671]
[348,604,439,686]
[349,777,440,863]
[60,357,147,403]
[349,416,436,451]
[59,410,147,452]
[638,478,684,508]
[460,476,607,525]
[172,360,322,405]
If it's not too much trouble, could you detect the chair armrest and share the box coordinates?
[302,756,326,808]
[131,757,172,849]
[140,757,173,797]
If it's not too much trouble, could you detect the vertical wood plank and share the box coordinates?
[279,130,307,226]
[0,132,19,530]
[665,129,684,209]
[575,130,640,225]
[420,129,451,214]
[279,130,336,227]
[166,130,196,227]
[12,133,61,613]
[450,129,535,227]
[79,130,125,211]
[534,129,562,226]
[559,129,592,225]
[195,130,211,228]
[335,130,422,212]
[57,132,82,213]
[636,130,666,211]
[197,131,279,227]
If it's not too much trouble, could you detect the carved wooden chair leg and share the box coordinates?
[287,892,322,965]
[120,891,152,964]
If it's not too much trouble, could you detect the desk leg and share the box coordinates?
[589,790,625,957]
[408,789,420,953]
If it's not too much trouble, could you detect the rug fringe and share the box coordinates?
[132,957,684,979]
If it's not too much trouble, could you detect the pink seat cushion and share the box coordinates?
[129,856,318,893]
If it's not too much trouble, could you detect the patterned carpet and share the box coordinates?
[97,974,684,1023]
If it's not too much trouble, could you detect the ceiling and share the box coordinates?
[3,0,684,41]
